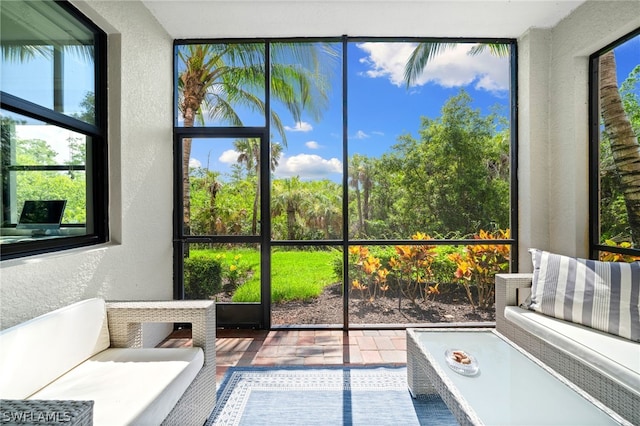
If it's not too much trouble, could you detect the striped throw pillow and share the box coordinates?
[528,249,640,342]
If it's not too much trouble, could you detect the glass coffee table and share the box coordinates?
[406,328,629,426]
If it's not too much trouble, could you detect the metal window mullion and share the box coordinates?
[342,36,349,331]
[53,46,64,113]
[509,41,519,272]
[262,42,272,329]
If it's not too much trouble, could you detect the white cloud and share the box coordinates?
[275,154,342,180]
[358,42,416,86]
[189,158,202,168]
[219,149,239,164]
[284,121,313,132]
[305,141,321,149]
[352,130,369,140]
[357,42,509,93]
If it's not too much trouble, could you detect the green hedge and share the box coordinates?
[184,253,222,299]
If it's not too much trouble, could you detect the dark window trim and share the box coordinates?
[1,0,108,261]
[173,37,519,311]
[588,28,640,260]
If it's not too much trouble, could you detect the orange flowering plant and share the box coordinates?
[599,241,640,262]
[448,229,510,309]
[349,246,390,302]
[348,233,439,310]
[390,233,439,304]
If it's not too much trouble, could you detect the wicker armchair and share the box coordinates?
[106,300,216,426]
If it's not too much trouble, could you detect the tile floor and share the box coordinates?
[159,328,407,384]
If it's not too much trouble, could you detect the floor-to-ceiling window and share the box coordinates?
[174,37,516,329]
[589,29,640,261]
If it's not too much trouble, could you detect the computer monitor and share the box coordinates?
[16,200,67,230]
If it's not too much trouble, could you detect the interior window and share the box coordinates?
[0,0,107,260]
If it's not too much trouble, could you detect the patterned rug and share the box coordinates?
[207,366,458,425]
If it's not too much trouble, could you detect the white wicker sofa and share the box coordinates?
[0,298,216,426]
[496,273,639,425]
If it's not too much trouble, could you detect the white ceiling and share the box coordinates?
[141,0,586,39]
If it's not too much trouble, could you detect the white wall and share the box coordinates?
[0,0,174,344]
[516,28,552,269]
[517,1,639,270]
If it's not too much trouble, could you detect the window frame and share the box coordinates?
[0,0,108,260]
[173,37,518,328]
[589,28,640,260]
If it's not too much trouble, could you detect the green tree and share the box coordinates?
[349,154,374,237]
[387,90,509,236]
[405,41,640,248]
[71,91,95,125]
[14,138,86,223]
[16,139,56,165]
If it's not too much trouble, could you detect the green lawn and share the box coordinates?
[194,248,338,303]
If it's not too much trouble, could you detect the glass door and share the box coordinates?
[175,133,269,328]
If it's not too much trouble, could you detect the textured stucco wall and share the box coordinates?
[0,0,174,344]
[546,1,639,259]
[516,28,553,270]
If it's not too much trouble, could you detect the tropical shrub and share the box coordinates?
[184,253,222,299]
[448,229,510,309]
[388,232,439,304]
[430,245,461,285]
[347,233,441,309]
[349,245,390,302]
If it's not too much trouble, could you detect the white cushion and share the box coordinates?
[505,306,640,395]
[29,347,203,426]
[0,298,110,398]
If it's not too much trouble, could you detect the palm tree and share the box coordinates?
[177,43,337,233]
[600,51,640,246]
[304,180,342,238]
[348,154,374,237]
[348,154,366,236]
[272,177,310,240]
[234,138,283,234]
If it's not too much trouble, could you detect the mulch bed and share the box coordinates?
[265,283,496,325]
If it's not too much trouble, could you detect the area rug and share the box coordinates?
[206,366,457,425]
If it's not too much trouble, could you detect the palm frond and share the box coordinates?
[468,43,510,57]
[403,42,458,87]
[2,44,94,63]
[2,45,51,61]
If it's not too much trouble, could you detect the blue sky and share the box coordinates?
[191,41,513,182]
[191,37,638,183]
